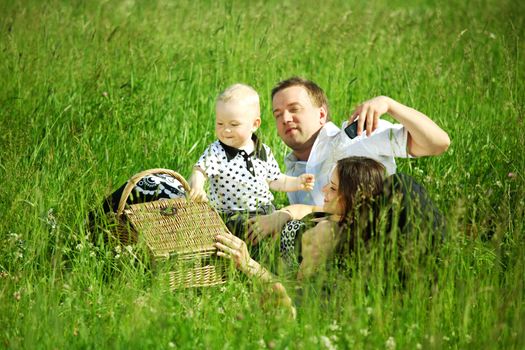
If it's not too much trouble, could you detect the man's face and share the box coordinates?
[272,86,327,154]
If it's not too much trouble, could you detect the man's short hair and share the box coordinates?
[271,77,330,119]
[217,83,260,107]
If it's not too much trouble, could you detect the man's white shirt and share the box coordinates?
[284,120,410,206]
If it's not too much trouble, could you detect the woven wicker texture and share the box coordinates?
[125,199,228,258]
[113,168,229,289]
[168,262,227,289]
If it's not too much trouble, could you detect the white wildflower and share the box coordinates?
[9,233,21,241]
[328,320,341,332]
[186,309,194,319]
[366,307,373,315]
[385,336,396,350]
[359,328,370,337]
[47,208,58,229]
[320,335,337,350]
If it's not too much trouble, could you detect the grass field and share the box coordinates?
[1,0,524,348]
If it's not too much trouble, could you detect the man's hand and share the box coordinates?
[349,96,391,137]
[246,211,292,245]
[350,95,450,156]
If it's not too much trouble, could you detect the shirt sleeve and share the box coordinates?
[263,145,282,182]
[195,143,220,178]
[367,123,410,158]
[340,120,410,158]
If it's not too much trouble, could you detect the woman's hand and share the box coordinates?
[246,211,292,245]
[215,232,252,274]
[261,282,296,320]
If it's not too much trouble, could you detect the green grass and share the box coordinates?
[1,0,524,348]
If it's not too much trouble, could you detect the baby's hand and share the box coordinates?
[299,173,315,191]
[189,188,208,202]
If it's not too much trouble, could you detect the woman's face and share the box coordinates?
[322,167,344,215]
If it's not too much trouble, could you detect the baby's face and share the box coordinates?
[215,101,260,149]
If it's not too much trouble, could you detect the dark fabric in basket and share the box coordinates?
[103,173,186,214]
[88,173,186,238]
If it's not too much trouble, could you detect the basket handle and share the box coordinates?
[117,168,190,216]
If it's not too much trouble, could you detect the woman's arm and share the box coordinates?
[215,232,296,318]
[297,220,339,281]
[245,204,322,245]
[215,232,276,281]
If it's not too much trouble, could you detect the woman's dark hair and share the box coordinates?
[333,157,386,261]
[330,157,445,279]
[335,157,386,224]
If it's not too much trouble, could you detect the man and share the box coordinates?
[271,77,450,206]
[246,76,450,243]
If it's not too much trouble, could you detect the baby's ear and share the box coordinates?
[253,118,261,131]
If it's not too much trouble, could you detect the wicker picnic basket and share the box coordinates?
[113,168,229,289]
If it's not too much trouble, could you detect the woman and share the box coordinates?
[214,156,445,317]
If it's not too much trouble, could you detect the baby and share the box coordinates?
[189,83,314,236]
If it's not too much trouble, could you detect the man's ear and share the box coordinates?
[319,105,328,125]
[253,118,261,132]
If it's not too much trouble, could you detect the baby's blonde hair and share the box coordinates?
[216,83,260,108]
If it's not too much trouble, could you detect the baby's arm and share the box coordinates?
[269,173,315,192]
[188,167,208,201]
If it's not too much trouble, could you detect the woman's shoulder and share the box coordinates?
[308,217,339,236]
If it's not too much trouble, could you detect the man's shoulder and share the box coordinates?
[321,122,341,137]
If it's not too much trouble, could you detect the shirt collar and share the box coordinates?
[219,134,267,162]
[322,121,341,137]
[284,122,340,166]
